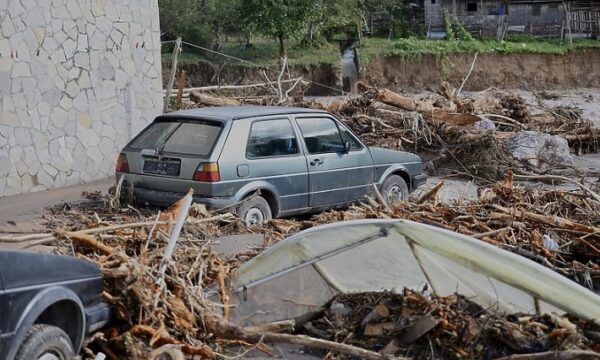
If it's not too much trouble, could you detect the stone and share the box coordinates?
[101,123,115,139]
[58,94,72,110]
[73,52,90,70]
[98,57,115,80]
[77,112,92,128]
[11,92,26,109]
[65,80,80,98]
[51,6,70,19]
[66,0,82,19]
[7,0,25,19]
[50,107,68,128]
[1,15,15,37]
[11,62,31,78]
[78,70,91,89]
[63,38,77,58]
[42,87,62,106]
[96,16,113,34]
[23,145,37,166]
[33,27,46,45]
[507,131,574,168]
[98,136,114,158]
[0,77,10,101]
[32,132,49,149]
[109,28,123,46]
[37,168,55,187]
[0,155,9,176]
[86,145,103,164]
[14,127,32,146]
[26,7,46,27]
[100,80,116,99]
[113,22,129,36]
[89,30,105,50]
[42,36,60,53]
[21,174,34,192]
[50,48,67,64]
[77,34,88,51]
[9,146,22,163]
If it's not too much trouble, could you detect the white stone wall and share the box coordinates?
[0,0,163,196]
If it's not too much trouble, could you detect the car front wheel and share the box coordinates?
[15,324,74,360]
[381,175,409,207]
[237,196,272,226]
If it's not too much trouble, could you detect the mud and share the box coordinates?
[166,48,600,96]
[363,48,600,92]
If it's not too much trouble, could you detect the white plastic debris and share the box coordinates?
[542,234,560,251]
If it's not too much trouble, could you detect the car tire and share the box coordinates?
[381,175,409,207]
[237,196,272,226]
[15,324,74,360]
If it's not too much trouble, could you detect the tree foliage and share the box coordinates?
[239,0,314,57]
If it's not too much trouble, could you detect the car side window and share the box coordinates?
[296,117,344,154]
[338,123,364,151]
[246,119,299,158]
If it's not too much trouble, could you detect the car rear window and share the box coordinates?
[129,119,222,156]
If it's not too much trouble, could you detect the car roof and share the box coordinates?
[159,106,329,123]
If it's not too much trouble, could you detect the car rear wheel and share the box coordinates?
[237,196,272,226]
[15,324,74,360]
[381,175,409,207]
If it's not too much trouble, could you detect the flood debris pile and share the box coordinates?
[304,290,600,359]
[184,82,600,182]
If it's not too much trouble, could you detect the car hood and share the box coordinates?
[0,250,101,290]
[369,147,421,165]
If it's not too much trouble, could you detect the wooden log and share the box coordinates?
[59,231,114,255]
[372,87,480,125]
[493,205,600,234]
[360,304,390,328]
[190,92,241,106]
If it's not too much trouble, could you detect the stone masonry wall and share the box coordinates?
[0,0,163,197]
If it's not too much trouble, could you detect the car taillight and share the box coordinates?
[193,162,220,182]
[116,153,129,173]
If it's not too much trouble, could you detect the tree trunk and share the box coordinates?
[278,33,286,59]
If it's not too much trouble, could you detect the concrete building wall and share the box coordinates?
[0,0,163,197]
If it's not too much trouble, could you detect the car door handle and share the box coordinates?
[310,159,323,166]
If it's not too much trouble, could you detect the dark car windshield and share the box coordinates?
[129,119,222,156]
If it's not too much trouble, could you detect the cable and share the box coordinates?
[179,40,346,95]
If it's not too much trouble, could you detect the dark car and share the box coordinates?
[117,106,427,225]
[0,250,110,360]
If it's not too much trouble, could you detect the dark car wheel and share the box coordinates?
[381,175,409,207]
[237,196,272,226]
[15,324,74,360]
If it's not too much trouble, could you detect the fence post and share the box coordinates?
[163,37,182,113]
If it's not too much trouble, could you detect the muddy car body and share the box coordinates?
[0,250,110,360]
[117,106,426,224]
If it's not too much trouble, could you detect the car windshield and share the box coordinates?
[129,119,222,156]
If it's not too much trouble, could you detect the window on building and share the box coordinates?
[246,119,299,158]
[532,4,542,16]
[431,0,436,4]
[467,2,478,12]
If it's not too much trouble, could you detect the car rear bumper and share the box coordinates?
[85,302,111,333]
[412,174,428,190]
[133,187,237,209]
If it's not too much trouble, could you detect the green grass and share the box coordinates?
[162,36,600,67]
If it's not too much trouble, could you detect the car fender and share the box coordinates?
[234,181,281,216]
[4,287,85,360]
[377,165,412,187]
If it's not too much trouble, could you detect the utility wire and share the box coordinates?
[179,40,346,95]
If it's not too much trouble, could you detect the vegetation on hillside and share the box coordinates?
[158,0,600,67]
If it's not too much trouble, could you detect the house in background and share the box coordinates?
[424,0,599,38]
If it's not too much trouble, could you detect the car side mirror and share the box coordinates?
[343,141,351,153]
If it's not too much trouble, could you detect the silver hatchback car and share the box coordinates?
[117,106,426,225]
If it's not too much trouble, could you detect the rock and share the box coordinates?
[507,131,574,168]
[474,116,496,131]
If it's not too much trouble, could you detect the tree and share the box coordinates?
[240,0,314,58]
[306,0,364,46]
